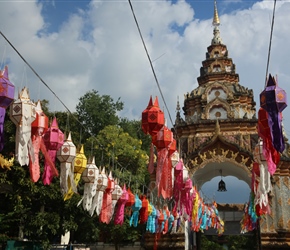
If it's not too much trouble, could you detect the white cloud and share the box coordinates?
[1,0,290,136]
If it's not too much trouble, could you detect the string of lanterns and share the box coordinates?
[241,74,287,233]
[0,64,224,237]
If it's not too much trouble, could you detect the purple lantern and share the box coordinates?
[0,66,15,151]
[260,74,287,153]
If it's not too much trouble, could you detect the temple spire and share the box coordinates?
[211,0,223,45]
[212,0,220,27]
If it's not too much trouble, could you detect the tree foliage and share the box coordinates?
[0,91,150,249]
[76,90,124,137]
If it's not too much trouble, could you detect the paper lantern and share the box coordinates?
[126,187,135,207]
[57,132,76,196]
[142,96,165,136]
[152,125,173,149]
[82,156,98,183]
[260,74,287,113]
[0,66,15,108]
[260,74,287,153]
[111,179,123,220]
[168,138,176,156]
[0,66,15,151]
[57,132,76,163]
[100,171,115,224]
[31,101,48,136]
[141,96,153,134]
[253,138,266,164]
[43,117,64,185]
[90,167,108,216]
[114,184,128,225]
[112,180,123,201]
[10,87,36,166]
[129,194,142,227]
[64,145,87,200]
[29,101,50,183]
[78,157,99,212]
[43,117,64,150]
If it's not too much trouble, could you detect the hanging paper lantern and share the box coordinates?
[141,96,153,134]
[129,194,142,227]
[142,96,165,136]
[31,100,49,135]
[90,167,108,216]
[29,101,50,183]
[78,157,99,212]
[111,179,123,220]
[10,87,36,166]
[114,184,128,225]
[253,138,266,164]
[139,195,149,224]
[126,187,135,207]
[152,125,173,150]
[57,132,76,196]
[0,66,15,151]
[64,144,87,200]
[260,74,287,153]
[168,138,176,156]
[43,117,64,185]
[100,171,115,224]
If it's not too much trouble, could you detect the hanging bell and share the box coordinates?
[217,179,227,192]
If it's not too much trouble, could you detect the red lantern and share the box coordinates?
[141,96,153,134]
[152,125,173,149]
[142,96,165,136]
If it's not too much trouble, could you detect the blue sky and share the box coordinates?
[0,0,288,204]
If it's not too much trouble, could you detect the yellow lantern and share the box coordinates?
[64,145,87,200]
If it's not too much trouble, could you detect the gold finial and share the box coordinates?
[213,0,220,26]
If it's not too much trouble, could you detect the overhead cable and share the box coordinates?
[128,0,175,129]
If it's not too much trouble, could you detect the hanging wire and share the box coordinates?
[0,41,6,69]
[0,31,104,148]
[264,0,277,87]
[127,0,175,130]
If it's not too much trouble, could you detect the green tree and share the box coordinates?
[76,90,124,137]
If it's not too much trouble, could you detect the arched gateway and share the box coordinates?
[145,1,290,249]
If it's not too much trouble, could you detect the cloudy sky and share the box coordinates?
[0,0,288,203]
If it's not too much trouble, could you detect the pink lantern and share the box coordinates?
[43,117,64,185]
[9,87,36,166]
[0,66,15,151]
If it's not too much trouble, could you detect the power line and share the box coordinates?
[127,0,175,129]
[264,0,277,87]
[0,31,102,146]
